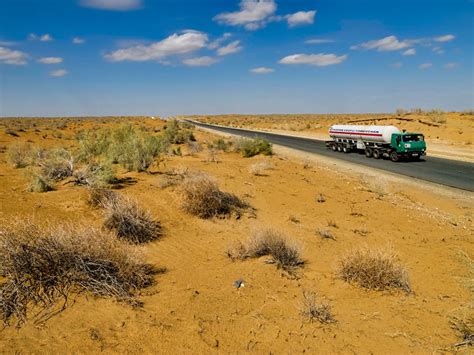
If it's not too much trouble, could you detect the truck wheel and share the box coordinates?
[343,145,350,153]
[337,144,343,152]
[373,149,381,159]
[390,151,399,162]
[331,144,337,151]
[365,148,373,158]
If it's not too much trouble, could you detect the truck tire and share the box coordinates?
[365,148,373,158]
[390,151,399,162]
[331,144,337,151]
[373,149,381,159]
[343,145,350,153]
[337,144,343,152]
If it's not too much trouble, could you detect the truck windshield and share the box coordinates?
[402,134,424,142]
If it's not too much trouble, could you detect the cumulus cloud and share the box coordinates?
[444,62,458,69]
[434,34,455,42]
[38,57,63,64]
[104,31,208,62]
[214,0,277,30]
[208,33,232,49]
[217,40,243,56]
[286,10,316,27]
[351,36,414,51]
[73,37,85,44]
[28,33,53,42]
[0,40,17,46]
[250,67,274,74]
[305,38,334,44]
[80,0,142,11]
[432,46,444,54]
[279,53,347,67]
[402,48,416,56]
[0,46,28,65]
[183,56,218,66]
[419,63,432,69]
[50,69,68,77]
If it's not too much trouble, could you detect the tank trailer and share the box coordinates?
[325,125,426,162]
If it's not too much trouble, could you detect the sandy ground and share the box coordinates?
[0,117,472,354]
[189,113,474,163]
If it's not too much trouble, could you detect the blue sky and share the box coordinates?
[0,0,472,117]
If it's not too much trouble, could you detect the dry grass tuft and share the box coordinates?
[0,221,159,326]
[317,229,336,240]
[450,314,474,347]
[28,173,54,192]
[249,161,273,176]
[179,173,249,219]
[228,229,304,273]
[337,246,411,293]
[103,196,162,243]
[86,187,119,208]
[7,143,32,168]
[300,290,336,324]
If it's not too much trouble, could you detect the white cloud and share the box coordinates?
[208,33,232,49]
[432,46,444,54]
[183,56,218,67]
[217,40,243,56]
[402,48,416,56]
[390,62,403,69]
[80,0,142,11]
[419,63,432,69]
[104,31,208,62]
[279,53,347,67]
[73,37,85,44]
[50,69,68,77]
[40,34,53,42]
[0,46,28,65]
[305,38,334,44]
[0,40,17,46]
[434,34,455,42]
[38,57,63,64]
[250,67,274,74]
[444,62,458,69]
[352,35,412,51]
[214,0,277,30]
[286,10,316,27]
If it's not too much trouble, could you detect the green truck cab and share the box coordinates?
[390,133,426,161]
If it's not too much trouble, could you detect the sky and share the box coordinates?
[0,0,472,117]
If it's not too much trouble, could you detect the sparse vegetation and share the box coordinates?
[300,291,336,324]
[7,143,32,168]
[317,229,335,240]
[337,246,411,293]
[227,229,303,273]
[103,196,162,244]
[450,314,474,347]
[0,221,159,326]
[28,173,54,192]
[86,187,119,208]
[38,148,74,181]
[249,161,273,176]
[234,137,273,158]
[179,173,248,218]
[73,161,116,187]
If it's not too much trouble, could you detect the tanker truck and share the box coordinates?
[325,125,426,162]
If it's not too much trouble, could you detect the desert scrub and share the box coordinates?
[337,246,411,293]
[73,161,116,187]
[227,228,304,273]
[208,138,232,152]
[179,173,249,218]
[163,119,195,144]
[103,195,162,244]
[7,143,32,168]
[38,148,74,181]
[234,137,272,158]
[86,187,120,208]
[0,221,158,326]
[300,291,336,324]
[76,128,111,163]
[28,173,54,192]
[249,161,273,176]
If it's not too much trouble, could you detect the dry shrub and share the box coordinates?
[229,229,304,273]
[300,290,336,324]
[28,173,54,192]
[179,173,248,218]
[337,246,411,293]
[39,149,74,181]
[103,196,162,244]
[0,221,158,326]
[450,314,474,347]
[317,229,335,240]
[7,143,32,168]
[86,187,119,208]
[73,161,116,187]
[249,161,273,176]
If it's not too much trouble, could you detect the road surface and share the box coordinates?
[189,121,474,192]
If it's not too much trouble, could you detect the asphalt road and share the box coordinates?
[190,121,474,192]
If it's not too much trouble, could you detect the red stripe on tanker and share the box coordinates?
[329,125,401,144]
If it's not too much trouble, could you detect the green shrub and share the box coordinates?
[208,138,232,152]
[39,148,74,181]
[234,138,273,158]
[74,161,116,186]
[76,129,111,163]
[163,120,195,144]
